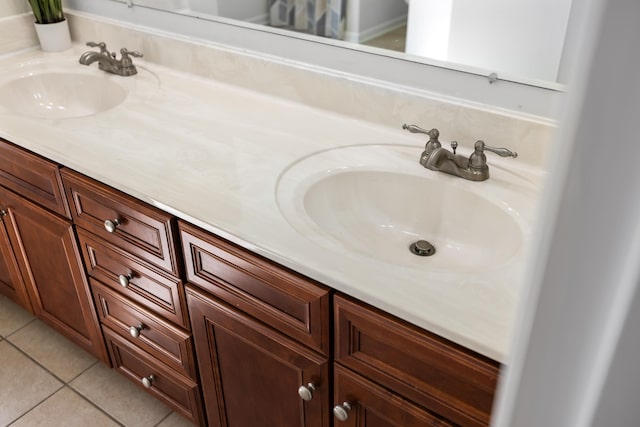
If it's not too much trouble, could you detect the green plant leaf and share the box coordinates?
[28,0,64,24]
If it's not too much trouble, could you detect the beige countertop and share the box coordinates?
[0,46,545,362]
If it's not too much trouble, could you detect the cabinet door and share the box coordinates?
[187,285,330,427]
[0,186,107,362]
[333,365,454,427]
[0,215,32,311]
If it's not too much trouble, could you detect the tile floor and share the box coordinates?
[0,295,196,427]
[363,25,407,53]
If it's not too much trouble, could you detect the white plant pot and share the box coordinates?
[34,19,72,52]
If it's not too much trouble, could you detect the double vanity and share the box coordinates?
[0,33,545,426]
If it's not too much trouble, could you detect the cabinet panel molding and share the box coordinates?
[181,221,330,355]
[187,284,330,427]
[0,138,70,218]
[0,185,107,362]
[335,295,500,427]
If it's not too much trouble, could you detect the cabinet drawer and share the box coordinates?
[61,169,180,275]
[334,295,500,427]
[180,221,330,355]
[0,139,69,218]
[78,229,189,328]
[92,280,196,379]
[334,364,454,427]
[104,327,205,426]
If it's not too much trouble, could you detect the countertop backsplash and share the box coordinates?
[0,13,38,54]
[62,11,555,170]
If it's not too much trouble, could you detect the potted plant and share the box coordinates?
[28,0,72,52]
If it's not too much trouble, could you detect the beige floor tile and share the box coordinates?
[11,386,120,427]
[0,341,63,426]
[70,363,171,427]
[8,320,98,382]
[156,412,197,427]
[0,294,35,337]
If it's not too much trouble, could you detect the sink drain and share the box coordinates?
[410,240,436,257]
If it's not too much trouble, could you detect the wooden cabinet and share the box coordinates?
[62,169,204,425]
[3,138,503,427]
[0,181,107,361]
[333,364,453,427]
[187,285,330,427]
[334,295,501,427]
[0,213,32,311]
[181,222,331,427]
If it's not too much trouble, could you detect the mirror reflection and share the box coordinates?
[127,0,574,84]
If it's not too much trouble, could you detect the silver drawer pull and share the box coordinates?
[104,218,121,233]
[141,374,155,388]
[118,273,133,288]
[297,383,317,402]
[333,402,352,422]
[129,323,144,338]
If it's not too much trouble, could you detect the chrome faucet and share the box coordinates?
[79,42,143,77]
[402,124,517,181]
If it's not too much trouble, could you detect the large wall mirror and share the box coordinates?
[109,0,577,86]
[64,0,586,116]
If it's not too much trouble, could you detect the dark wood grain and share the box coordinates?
[78,228,189,328]
[0,185,107,362]
[92,279,197,379]
[61,169,181,275]
[186,284,330,427]
[334,295,500,427]
[0,218,33,311]
[334,364,454,427]
[104,326,206,426]
[180,221,330,355]
[0,139,70,218]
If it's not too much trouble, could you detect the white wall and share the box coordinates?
[407,0,573,81]
[0,0,28,18]
[491,0,640,425]
[217,0,266,22]
[345,0,407,43]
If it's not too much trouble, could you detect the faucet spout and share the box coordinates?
[79,51,108,66]
[424,147,465,176]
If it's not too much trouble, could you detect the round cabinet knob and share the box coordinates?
[0,209,7,217]
[297,383,317,402]
[141,374,155,389]
[104,218,121,233]
[129,323,144,338]
[333,402,352,422]
[118,273,133,288]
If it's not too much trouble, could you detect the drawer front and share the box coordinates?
[334,364,454,427]
[0,139,69,218]
[61,169,180,275]
[78,229,189,328]
[180,221,330,355]
[104,327,205,426]
[92,280,196,379]
[334,295,500,427]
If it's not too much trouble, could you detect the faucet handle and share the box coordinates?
[86,41,109,54]
[402,124,438,136]
[121,48,143,59]
[476,140,518,158]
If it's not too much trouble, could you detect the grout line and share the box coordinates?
[2,336,97,388]
[67,359,99,383]
[3,317,37,339]
[66,386,125,427]
[5,382,65,426]
[154,411,173,426]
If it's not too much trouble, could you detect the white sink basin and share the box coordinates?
[0,72,127,119]
[277,144,533,272]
